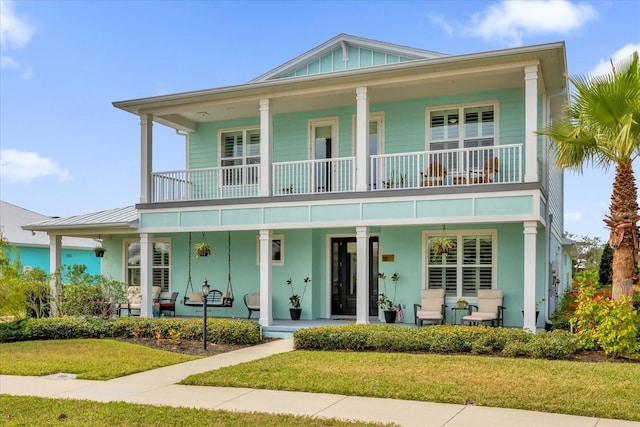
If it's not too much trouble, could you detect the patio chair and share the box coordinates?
[470,157,499,184]
[420,162,447,187]
[158,291,179,317]
[461,289,505,327]
[117,285,161,316]
[413,288,446,326]
[243,293,260,319]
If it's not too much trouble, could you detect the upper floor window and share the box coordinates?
[220,128,260,186]
[125,240,171,292]
[425,231,495,298]
[428,104,495,150]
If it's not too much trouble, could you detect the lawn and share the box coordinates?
[2,339,639,421]
[182,350,640,421]
[0,339,200,380]
[0,395,390,427]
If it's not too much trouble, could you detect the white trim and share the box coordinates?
[256,234,284,266]
[123,237,172,292]
[425,100,500,150]
[422,229,498,303]
[351,111,385,156]
[309,117,339,160]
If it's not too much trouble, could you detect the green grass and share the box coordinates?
[0,339,200,380]
[0,396,391,426]
[182,350,640,421]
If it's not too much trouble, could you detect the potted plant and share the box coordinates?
[377,272,400,323]
[454,299,469,310]
[286,276,311,320]
[522,298,545,323]
[93,246,106,258]
[431,237,456,256]
[194,242,211,258]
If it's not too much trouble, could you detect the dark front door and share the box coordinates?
[331,237,379,316]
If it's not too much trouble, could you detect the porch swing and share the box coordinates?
[182,232,235,308]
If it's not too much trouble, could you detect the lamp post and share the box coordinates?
[202,279,210,350]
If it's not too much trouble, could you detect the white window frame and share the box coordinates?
[422,230,497,302]
[124,238,171,292]
[256,234,284,266]
[218,126,261,187]
[425,101,498,150]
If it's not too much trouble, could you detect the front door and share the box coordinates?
[331,237,379,316]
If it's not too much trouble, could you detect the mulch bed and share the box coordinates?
[113,337,255,356]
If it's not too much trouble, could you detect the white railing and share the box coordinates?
[151,146,522,202]
[273,157,355,196]
[151,164,260,202]
[370,144,522,190]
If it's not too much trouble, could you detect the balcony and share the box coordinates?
[150,145,523,203]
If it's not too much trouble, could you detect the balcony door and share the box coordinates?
[310,118,338,193]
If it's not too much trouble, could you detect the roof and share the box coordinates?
[21,205,138,235]
[0,201,99,248]
[250,33,448,82]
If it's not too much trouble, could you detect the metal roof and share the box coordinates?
[22,205,138,232]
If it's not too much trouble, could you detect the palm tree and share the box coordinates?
[538,52,640,301]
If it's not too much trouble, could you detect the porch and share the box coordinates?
[151,144,523,203]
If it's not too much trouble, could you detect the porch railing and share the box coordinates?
[370,144,522,190]
[151,145,522,202]
[273,157,355,196]
[151,164,260,202]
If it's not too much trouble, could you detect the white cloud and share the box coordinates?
[589,43,640,77]
[0,0,35,78]
[431,0,597,47]
[0,149,71,183]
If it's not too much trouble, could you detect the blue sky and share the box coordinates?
[1,0,638,241]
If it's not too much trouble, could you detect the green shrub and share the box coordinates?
[0,317,261,345]
[526,331,577,359]
[502,341,529,357]
[294,324,577,360]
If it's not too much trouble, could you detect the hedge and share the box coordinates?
[293,324,578,360]
[0,317,261,345]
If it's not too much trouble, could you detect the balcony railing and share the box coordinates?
[273,157,355,196]
[371,144,522,190]
[150,145,522,202]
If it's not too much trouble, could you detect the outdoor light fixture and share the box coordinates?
[202,279,210,350]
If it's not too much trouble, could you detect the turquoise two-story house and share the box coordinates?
[25,35,573,331]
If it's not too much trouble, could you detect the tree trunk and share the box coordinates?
[605,163,639,300]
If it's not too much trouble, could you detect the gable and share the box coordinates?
[251,33,448,82]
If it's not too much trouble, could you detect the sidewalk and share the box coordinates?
[1,339,638,427]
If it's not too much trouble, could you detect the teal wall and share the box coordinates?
[188,88,527,171]
[12,245,101,276]
[102,222,547,327]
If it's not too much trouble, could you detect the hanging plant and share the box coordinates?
[431,237,455,255]
[194,242,211,258]
[93,246,106,258]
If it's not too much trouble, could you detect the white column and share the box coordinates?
[259,229,273,326]
[523,221,538,332]
[140,233,154,318]
[355,87,369,192]
[259,99,272,197]
[140,114,153,203]
[524,65,539,183]
[356,226,369,324]
[49,235,62,317]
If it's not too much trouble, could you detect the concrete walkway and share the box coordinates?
[1,339,638,427]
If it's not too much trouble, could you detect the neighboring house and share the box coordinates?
[24,34,575,331]
[1,200,101,275]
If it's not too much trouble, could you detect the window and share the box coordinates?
[220,128,260,186]
[428,104,496,170]
[425,232,494,298]
[256,235,284,266]
[125,240,171,292]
